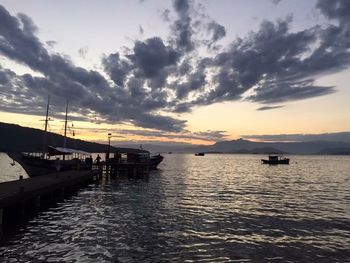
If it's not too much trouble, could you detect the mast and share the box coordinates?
[42,95,50,158]
[63,99,68,160]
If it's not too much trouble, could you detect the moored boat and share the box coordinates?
[108,152,164,170]
[11,147,92,177]
[261,155,290,165]
[150,154,164,169]
[9,98,93,177]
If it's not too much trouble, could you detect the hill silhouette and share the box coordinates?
[0,122,144,154]
[178,138,350,154]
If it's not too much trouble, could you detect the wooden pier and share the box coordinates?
[102,159,150,178]
[0,152,156,233]
[0,169,101,228]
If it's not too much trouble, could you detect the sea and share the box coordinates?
[0,153,349,262]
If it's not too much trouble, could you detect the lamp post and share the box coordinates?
[107,133,112,161]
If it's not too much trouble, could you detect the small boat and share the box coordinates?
[261,155,290,165]
[195,152,205,156]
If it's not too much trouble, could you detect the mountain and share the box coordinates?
[114,138,350,155]
[1,122,350,155]
[317,148,350,155]
[181,138,350,155]
[113,142,194,154]
[200,139,350,154]
[0,122,144,154]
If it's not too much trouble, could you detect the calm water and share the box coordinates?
[0,154,350,262]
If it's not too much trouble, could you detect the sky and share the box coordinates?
[0,0,349,145]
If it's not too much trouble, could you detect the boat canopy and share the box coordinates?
[48,146,90,156]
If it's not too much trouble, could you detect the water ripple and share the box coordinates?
[1,154,350,262]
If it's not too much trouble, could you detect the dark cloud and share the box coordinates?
[171,0,194,52]
[171,69,206,100]
[102,52,131,86]
[257,105,284,111]
[76,126,228,142]
[1,0,350,134]
[244,132,350,143]
[0,5,186,132]
[248,79,335,103]
[207,21,226,47]
[128,37,179,78]
[317,0,350,24]
[187,16,347,107]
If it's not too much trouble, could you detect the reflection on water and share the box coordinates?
[1,154,350,262]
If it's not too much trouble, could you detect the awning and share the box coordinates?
[48,146,90,156]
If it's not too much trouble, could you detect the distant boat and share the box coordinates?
[195,152,205,156]
[261,155,290,165]
[168,152,173,154]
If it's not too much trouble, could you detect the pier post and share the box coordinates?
[0,208,3,226]
[35,196,41,209]
[20,202,26,217]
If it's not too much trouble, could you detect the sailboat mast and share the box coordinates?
[63,100,68,148]
[62,100,68,161]
[42,95,50,158]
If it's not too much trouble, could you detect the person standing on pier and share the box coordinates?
[96,154,101,166]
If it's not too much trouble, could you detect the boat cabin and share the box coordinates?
[261,155,290,165]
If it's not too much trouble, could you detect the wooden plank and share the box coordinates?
[0,170,99,209]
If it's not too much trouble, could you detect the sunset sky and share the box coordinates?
[0,0,349,145]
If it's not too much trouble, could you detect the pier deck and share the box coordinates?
[0,169,100,227]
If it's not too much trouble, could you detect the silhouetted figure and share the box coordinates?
[96,154,101,166]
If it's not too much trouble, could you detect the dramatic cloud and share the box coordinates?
[128,37,179,79]
[1,0,350,134]
[244,132,350,143]
[171,0,194,52]
[102,52,131,86]
[76,126,228,142]
[317,0,350,24]
[0,5,185,132]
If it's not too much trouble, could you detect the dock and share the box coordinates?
[0,169,101,228]
[0,152,160,232]
[102,159,150,178]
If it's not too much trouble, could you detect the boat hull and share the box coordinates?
[9,153,90,177]
[150,155,164,169]
[261,158,290,165]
